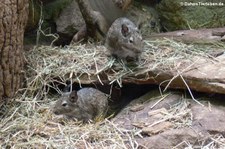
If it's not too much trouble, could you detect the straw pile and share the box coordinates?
[1,39,224,148]
[1,91,225,148]
[24,38,218,97]
[0,96,139,148]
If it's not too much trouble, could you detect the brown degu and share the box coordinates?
[53,88,108,122]
[105,17,143,62]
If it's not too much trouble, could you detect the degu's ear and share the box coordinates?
[69,90,78,103]
[121,24,129,37]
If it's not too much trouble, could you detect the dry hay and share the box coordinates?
[0,96,139,148]
[174,134,225,149]
[127,92,193,136]
[1,92,225,148]
[24,38,219,97]
[1,38,224,148]
[149,94,193,129]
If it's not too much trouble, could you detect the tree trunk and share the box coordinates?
[0,0,29,104]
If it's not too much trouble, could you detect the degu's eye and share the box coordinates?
[129,37,134,43]
[61,101,67,107]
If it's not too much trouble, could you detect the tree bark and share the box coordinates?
[0,0,29,103]
[75,0,97,40]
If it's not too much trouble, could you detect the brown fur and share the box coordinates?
[105,17,143,62]
[53,88,108,122]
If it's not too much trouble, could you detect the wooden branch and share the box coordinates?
[75,0,97,40]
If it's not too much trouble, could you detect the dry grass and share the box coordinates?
[173,134,225,149]
[0,96,140,148]
[1,93,225,148]
[24,38,221,98]
[149,96,193,129]
[1,39,224,148]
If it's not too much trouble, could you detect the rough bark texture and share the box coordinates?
[0,0,29,103]
[75,0,97,40]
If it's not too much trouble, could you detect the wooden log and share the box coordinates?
[74,54,225,94]
[122,55,225,94]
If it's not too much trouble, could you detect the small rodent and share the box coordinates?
[53,88,108,122]
[105,17,143,62]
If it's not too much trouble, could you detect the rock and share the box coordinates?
[147,27,225,43]
[43,0,73,22]
[126,4,161,36]
[137,128,201,149]
[113,90,225,148]
[112,90,182,130]
[129,104,145,112]
[26,0,74,34]
[191,102,225,134]
[56,0,84,37]
[147,107,168,116]
[121,53,225,94]
[141,121,173,135]
[55,0,160,43]
[25,0,74,45]
[136,101,225,148]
